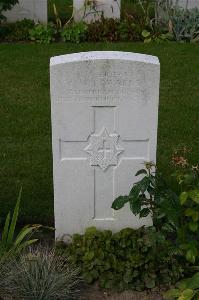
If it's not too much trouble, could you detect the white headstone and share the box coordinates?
[3,0,47,23]
[50,51,160,238]
[178,0,199,9]
[73,0,121,22]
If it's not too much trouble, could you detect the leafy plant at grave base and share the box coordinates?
[86,16,140,42]
[117,15,141,41]
[61,22,88,43]
[62,226,184,291]
[171,148,199,265]
[121,0,156,37]
[164,272,199,300]
[29,23,56,43]
[0,0,18,23]
[170,8,199,43]
[112,161,181,234]
[0,187,40,259]
[87,17,120,42]
[2,18,35,41]
[0,246,80,300]
[141,29,173,43]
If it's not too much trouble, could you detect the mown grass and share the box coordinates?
[0,43,198,225]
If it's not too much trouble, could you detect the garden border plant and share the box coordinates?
[0,188,40,259]
[0,0,198,43]
[0,246,81,300]
[60,150,198,292]
[62,226,184,291]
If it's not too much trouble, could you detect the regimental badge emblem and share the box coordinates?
[84,127,124,171]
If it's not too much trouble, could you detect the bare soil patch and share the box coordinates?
[80,283,163,300]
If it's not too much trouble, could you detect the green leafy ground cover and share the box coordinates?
[0,43,198,224]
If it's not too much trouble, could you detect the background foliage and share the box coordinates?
[0,0,18,23]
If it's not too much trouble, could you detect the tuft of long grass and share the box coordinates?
[0,255,14,299]
[0,246,80,300]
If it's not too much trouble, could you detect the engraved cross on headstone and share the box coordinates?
[98,139,112,160]
[60,106,149,220]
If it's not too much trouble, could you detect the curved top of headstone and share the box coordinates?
[50,51,159,66]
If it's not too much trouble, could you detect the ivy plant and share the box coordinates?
[29,23,56,44]
[62,226,184,291]
[164,272,199,300]
[61,22,88,43]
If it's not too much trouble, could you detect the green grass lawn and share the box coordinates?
[0,43,198,225]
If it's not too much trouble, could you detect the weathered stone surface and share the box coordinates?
[50,51,160,238]
[3,0,47,23]
[178,0,199,8]
[73,0,121,22]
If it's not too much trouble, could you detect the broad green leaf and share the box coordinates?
[186,272,199,290]
[140,177,151,193]
[85,227,97,235]
[164,288,181,299]
[142,30,150,38]
[192,212,199,222]
[2,212,11,242]
[147,185,155,196]
[183,174,195,185]
[144,38,152,43]
[89,269,99,280]
[177,278,190,290]
[130,185,140,198]
[14,226,38,246]
[112,195,129,210]
[140,208,150,218]
[156,212,166,219]
[84,251,95,261]
[7,187,22,244]
[149,176,156,186]
[180,192,188,205]
[17,239,38,251]
[185,208,195,217]
[179,289,195,300]
[135,169,147,176]
[186,249,197,264]
[145,278,155,289]
[189,190,199,204]
[104,280,113,289]
[84,273,93,283]
[189,221,198,232]
[129,197,141,215]
[161,223,175,233]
